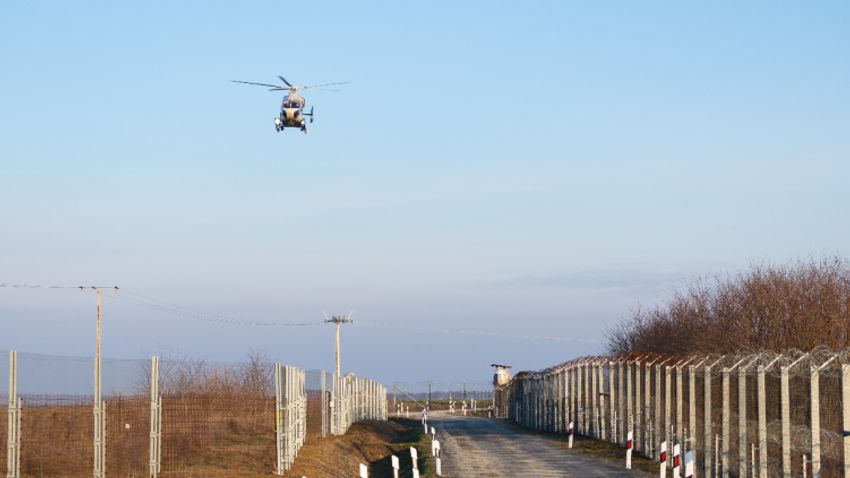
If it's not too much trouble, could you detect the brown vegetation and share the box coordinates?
[607,256,850,355]
[284,418,429,478]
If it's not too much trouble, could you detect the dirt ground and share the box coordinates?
[284,419,429,478]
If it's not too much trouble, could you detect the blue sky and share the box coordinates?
[1,1,849,385]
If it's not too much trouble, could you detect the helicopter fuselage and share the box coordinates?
[273,93,310,132]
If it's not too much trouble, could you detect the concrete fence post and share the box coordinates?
[676,360,690,456]
[566,366,572,431]
[610,361,617,443]
[636,359,643,455]
[591,362,598,438]
[810,355,836,478]
[812,365,821,478]
[644,359,655,454]
[619,360,625,444]
[705,358,722,478]
[599,362,607,440]
[664,364,672,460]
[655,362,663,455]
[583,362,590,434]
[623,361,634,442]
[688,364,696,463]
[781,354,808,478]
[738,358,757,478]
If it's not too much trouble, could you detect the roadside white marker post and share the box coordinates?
[659,440,668,478]
[431,426,436,440]
[684,451,694,478]
[410,446,418,471]
[568,421,574,449]
[626,431,634,469]
[435,457,442,476]
[359,463,368,478]
[672,443,681,477]
[391,455,399,478]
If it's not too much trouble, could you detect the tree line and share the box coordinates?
[607,256,850,355]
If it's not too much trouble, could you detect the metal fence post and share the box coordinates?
[7,350,20,478]
[274,364,283,475]
[149,355,161,478]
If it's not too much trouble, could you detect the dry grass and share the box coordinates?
[284,418,430,478]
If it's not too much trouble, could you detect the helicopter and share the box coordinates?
[232,76,348,134]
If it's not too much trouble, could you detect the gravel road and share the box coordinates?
[428,412,652,478]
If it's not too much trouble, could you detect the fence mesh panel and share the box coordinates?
[2,351,385,477]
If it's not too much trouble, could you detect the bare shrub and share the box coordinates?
[607,255,850,355]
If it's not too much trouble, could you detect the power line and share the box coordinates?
[0,283,78,289]
[109,289,325,327]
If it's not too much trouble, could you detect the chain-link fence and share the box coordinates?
[2,350,387,477]
[494,347,850,478]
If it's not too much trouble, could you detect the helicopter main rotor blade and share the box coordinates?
[278,76,293,87]
[232,80,284,88]
[301,81,350,90]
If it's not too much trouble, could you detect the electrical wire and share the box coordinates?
[0,283,78,289]
[2,282,597,342]
[107,289,325,327]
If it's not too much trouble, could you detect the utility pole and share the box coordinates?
[325,312,352,435]
[81,286,118,478]
[428,381,432,410]
[325,313,353,377]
